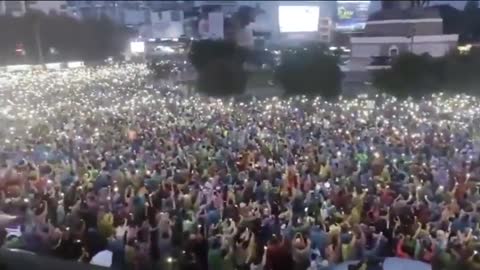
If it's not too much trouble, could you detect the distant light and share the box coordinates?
[130,41,145,53]
[458,44,472,54]
[67,61,84,68]
[45,62,62,70]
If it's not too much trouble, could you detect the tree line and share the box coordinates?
[0,11,133,65]
[373,49,480,99]
[185,38,480,100]
[183,39,343,98]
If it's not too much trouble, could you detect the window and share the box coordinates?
[171,10,181,21]
[388,45,399,57]
[60,4,67,10]
[319,18,330,26]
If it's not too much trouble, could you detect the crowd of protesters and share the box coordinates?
[0,64,480,270]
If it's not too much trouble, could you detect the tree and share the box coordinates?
[274,45,342,99]
[235,6,256,29]
[196,59,247,97]
[433,4,464,35]
[372,53,441,99]
[411,0,430,7]
[381,0,430,9]
[188,39,244,71]
[381,1,396,10]
[0,12,132,65]
[188,39,247,96]
[332,31,350,47]
[462,0,480,42]
[440,48,480,95]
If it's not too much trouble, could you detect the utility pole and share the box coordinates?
[34,16,44,65]
[408,24,416,53]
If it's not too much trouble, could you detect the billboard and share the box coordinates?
[336,1,371,32]
[278,6,320,33]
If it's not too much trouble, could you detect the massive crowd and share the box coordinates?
[0,64,479,270]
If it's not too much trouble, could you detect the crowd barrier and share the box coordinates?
[0,248,108,270]
[332,258,431,270]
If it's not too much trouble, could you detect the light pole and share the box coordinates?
[409,24,416,53]
[34,15,44,65]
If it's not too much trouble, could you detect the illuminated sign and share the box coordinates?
[336,1,371,32]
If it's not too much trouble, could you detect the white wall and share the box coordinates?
[412,42,454,57]
[351,35,458,57]
[351,44,381,58]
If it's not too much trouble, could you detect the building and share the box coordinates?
[0,0,72,16]
[147,1,194,12]
[0,0,26,16]
[64,1,149,25]
[140,9,185,39]
[194,1,238,15]
[27,1,69,15]
[349,8,458,71]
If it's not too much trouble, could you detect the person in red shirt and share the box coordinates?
[380,186,396,206]
[265,235,293,270]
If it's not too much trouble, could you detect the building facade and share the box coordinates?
[27,1,69,15]
[0,0,72,16]
[349,8,458,71]
[0,0,26,16]
[140,9,185,39]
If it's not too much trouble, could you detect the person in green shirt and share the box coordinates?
[208,238,224,270]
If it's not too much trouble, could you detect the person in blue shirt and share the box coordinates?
[309,221,328,252]
[207,208,221,228]
[452,213,472,233]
